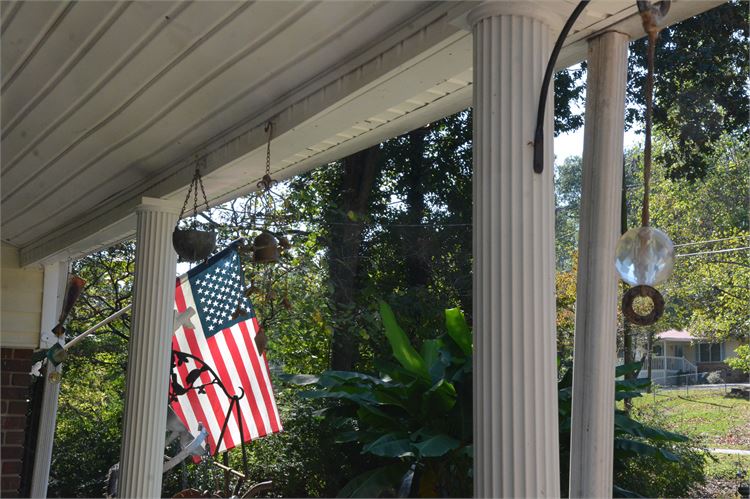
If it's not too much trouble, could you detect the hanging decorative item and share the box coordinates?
[249,122,283,265]
[615,0,674,326]
[237,121,298,351]
[173,158,217,262]
[51,274,86,337]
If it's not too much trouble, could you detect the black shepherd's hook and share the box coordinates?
[532,0,589,174]
[531,0,670,174]
[169,350,250,478]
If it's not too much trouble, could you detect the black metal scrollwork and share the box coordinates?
[169,350,250,480]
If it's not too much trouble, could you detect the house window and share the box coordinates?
[698,343,723,362]
[675,345,684,358]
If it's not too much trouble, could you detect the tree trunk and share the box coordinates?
[328,146,381,371]
[402,126,431,289]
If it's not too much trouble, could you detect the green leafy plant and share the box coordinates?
[559,361,700,497]
[283,302,472,497]
[726,344,750,374]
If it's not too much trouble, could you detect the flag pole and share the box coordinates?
[63,304,132,351]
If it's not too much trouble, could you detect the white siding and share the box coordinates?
[0,243,43,348]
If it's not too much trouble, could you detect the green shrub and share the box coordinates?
[284,302,472,497]
[559,362,704,497]
[726,345,750,374]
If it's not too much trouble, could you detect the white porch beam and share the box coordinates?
[569,31,629,499]
[30,261,68,498]
[118,197,179,498]
[471,4,560,497]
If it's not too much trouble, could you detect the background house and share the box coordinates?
[632,329,748,384]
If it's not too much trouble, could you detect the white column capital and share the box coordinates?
[137,196,181,215]
[466,1,564,31]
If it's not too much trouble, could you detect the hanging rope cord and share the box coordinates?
[638,0,670,227]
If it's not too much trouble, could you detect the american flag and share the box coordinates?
[170,244,282,454]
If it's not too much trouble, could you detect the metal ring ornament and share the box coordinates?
[622,285,664,326]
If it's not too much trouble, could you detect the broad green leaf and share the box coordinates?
[378,301,429,380]
[422,379,457,414]
[337,463,409,498]
[421,339,443,370]
[444,307,472,356]
[558,367,573,389]
[615,361,643,378]
[616,378,651,391]
[374,386,416,414]
[278,373,319,385]
[361,433,414,458]
[614,414,689,442]
[321,371,390,387]
[614,438,680,462]
[299,389,379,405]
[614,391,643,401]
[335,430,363,443]
[356,405,402,431]
[413,434,461,457]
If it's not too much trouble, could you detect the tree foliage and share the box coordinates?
[725,345,750,374]
[627,1,749,180]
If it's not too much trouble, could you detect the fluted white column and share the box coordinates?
[471,4,560,497]
[30,261,68,498]
[569,31,629,499]
[119,197,179,498]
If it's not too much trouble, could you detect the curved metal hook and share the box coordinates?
[637,1,671,27]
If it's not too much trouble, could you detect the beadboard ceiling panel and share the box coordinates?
[0,0,721,265]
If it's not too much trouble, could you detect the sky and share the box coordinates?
[553,121,642,166]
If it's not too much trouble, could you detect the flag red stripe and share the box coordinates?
[240,319,279,433]
[254,317,282,431]
[175,284,235,451]
[223,328,268,436]
[183,326,235,451]
[262,351,283,431]
[205,330,253,444]
[170,335,216,452]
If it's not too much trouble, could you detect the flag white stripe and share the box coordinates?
[230,324,273,434]
[172,329,224,449]
[213,328,261,439]
[179,280,242,449]
[172,370,200,437]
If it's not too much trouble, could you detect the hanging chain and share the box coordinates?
[638,0,670,227]
[178,175,195,221]
[179,157,211,229]
[257,122,277,192]
[265,121,273,178]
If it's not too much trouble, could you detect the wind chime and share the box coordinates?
[615,0,675,326]
[240,122,295,351]
[246,122,292,264]
[173,158,217,263]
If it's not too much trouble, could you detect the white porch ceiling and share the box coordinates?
[0,0,721,266]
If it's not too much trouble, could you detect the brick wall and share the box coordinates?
[1,348,32,498]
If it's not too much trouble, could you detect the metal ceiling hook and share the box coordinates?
[637,1,672,33]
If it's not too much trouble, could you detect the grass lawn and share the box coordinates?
[628,387,750,497]
[631,387,750,449]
